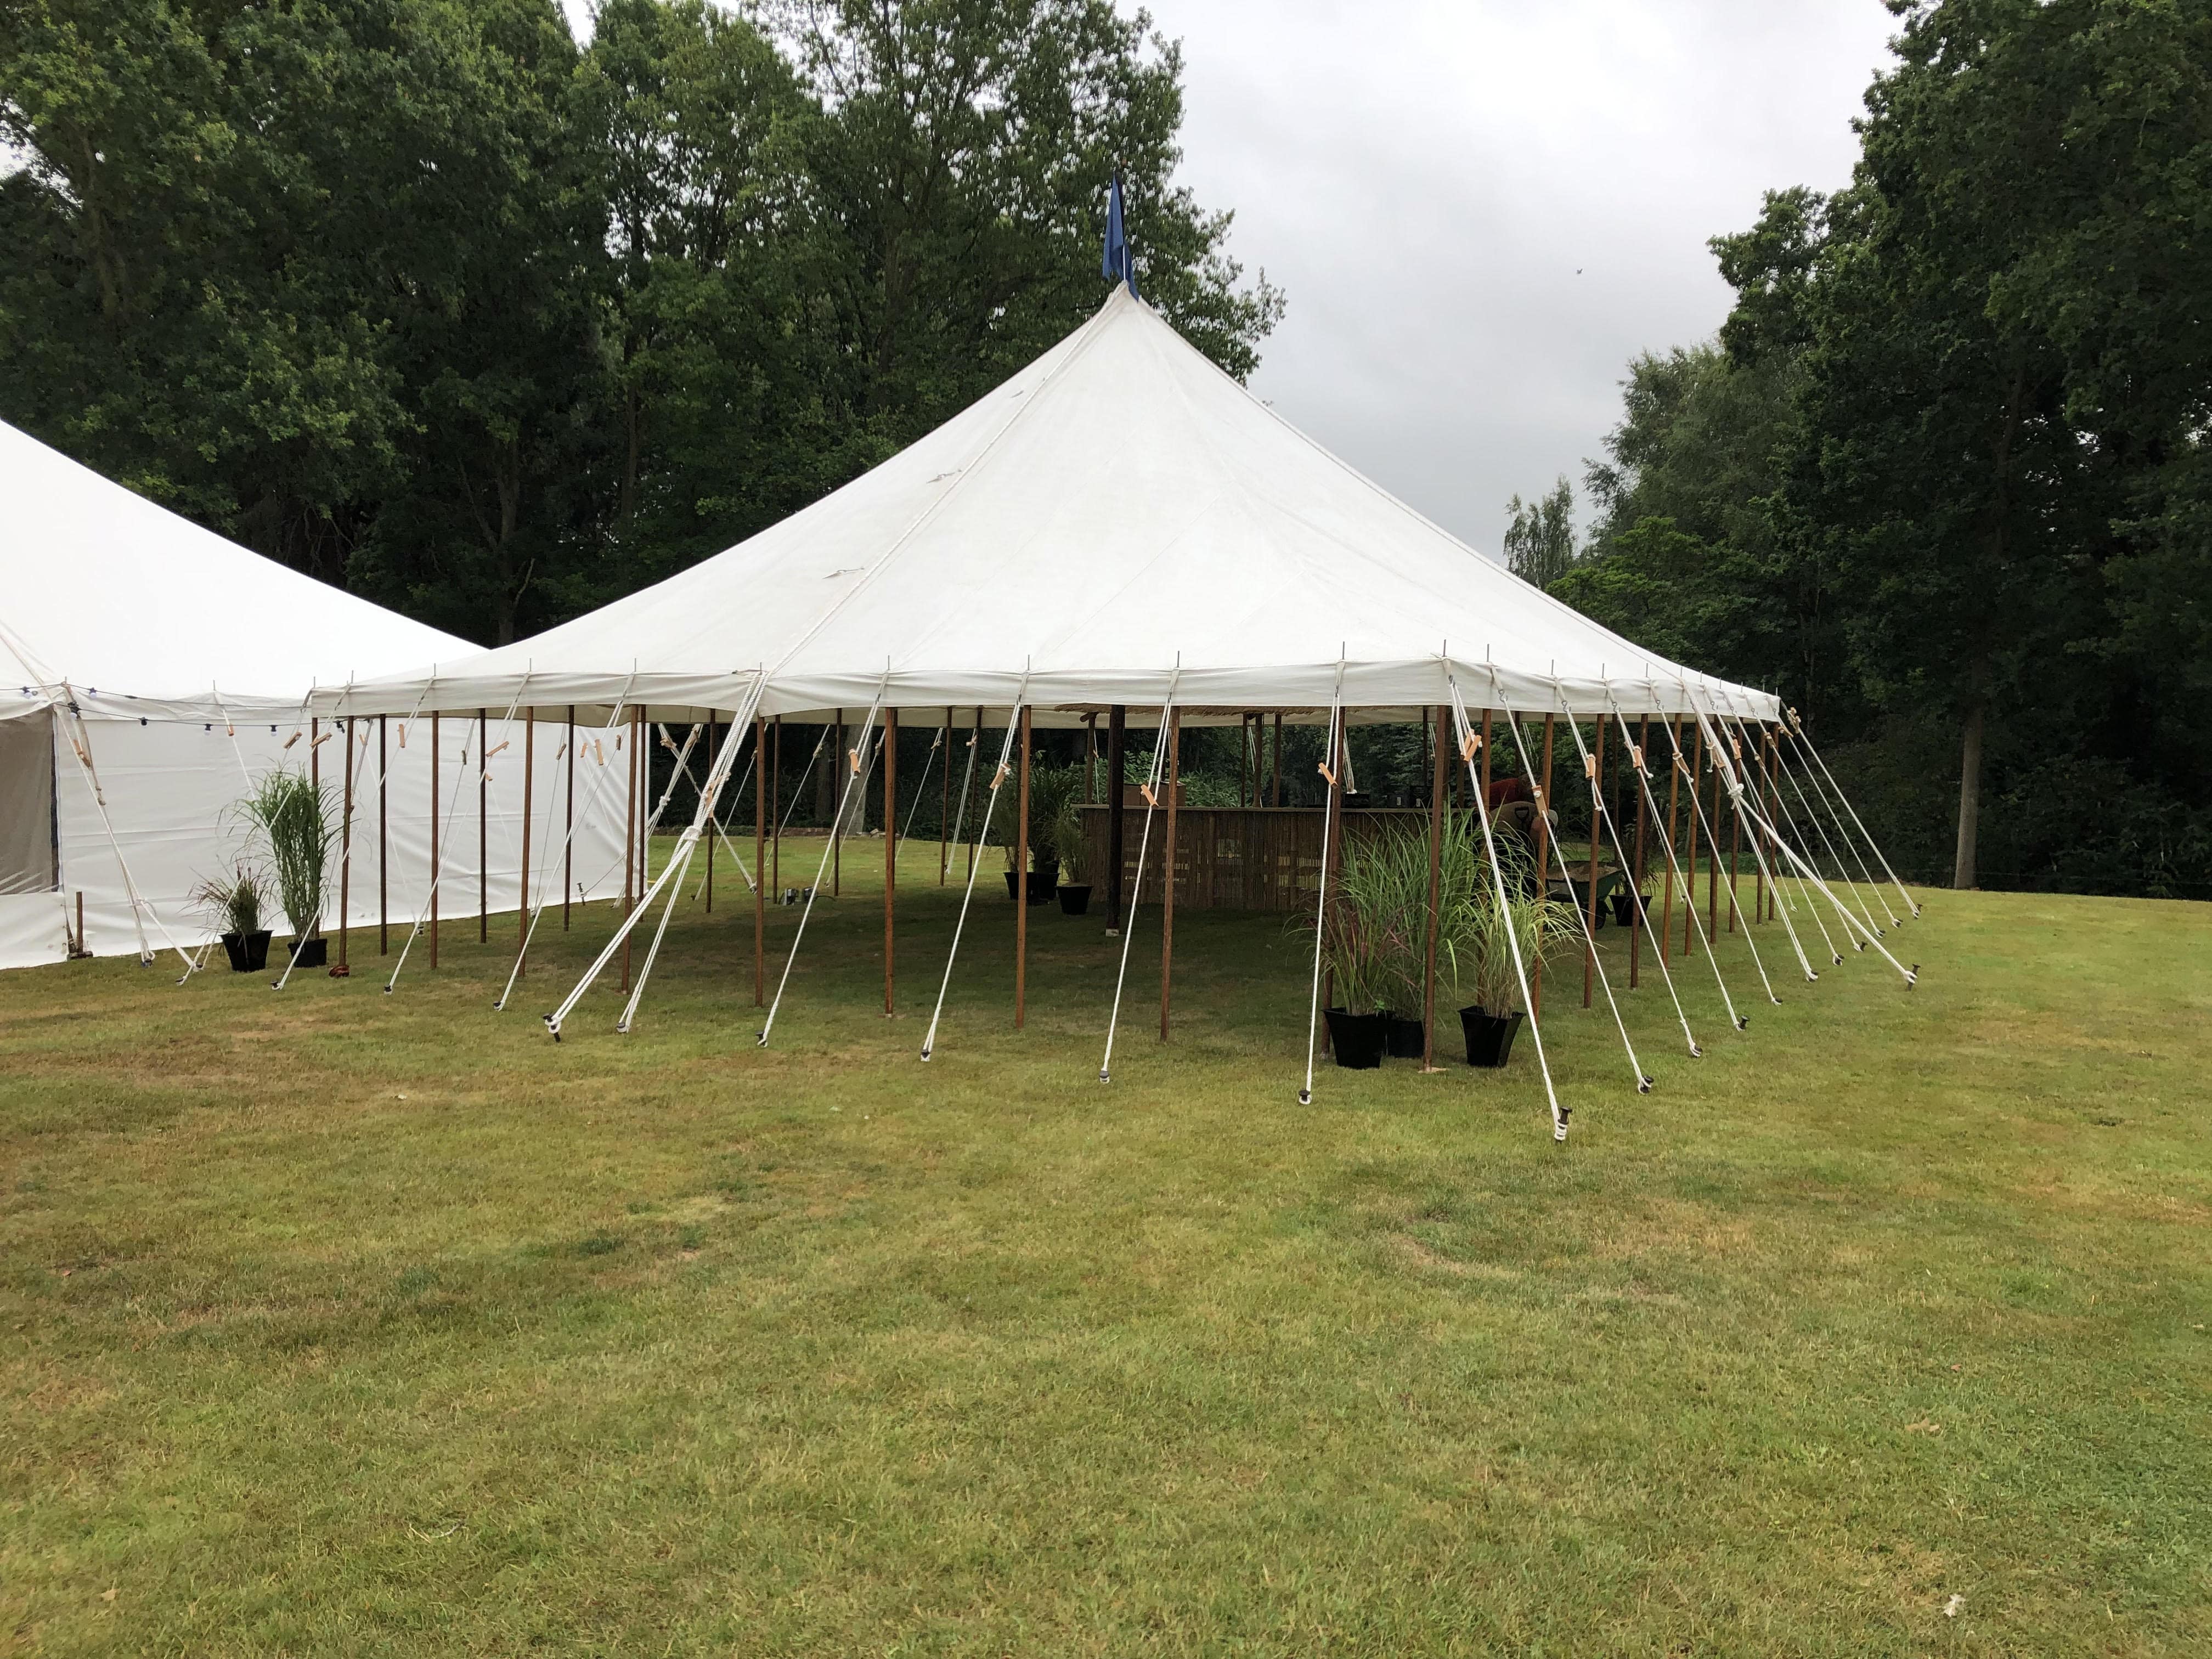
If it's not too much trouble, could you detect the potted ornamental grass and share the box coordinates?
[238,768,337,969]
[193,862,272,972]
[1003,764,1077,903]
[1443,833,1576,1068]
[1334,826,1434,1058]
[1053,788,1092,915]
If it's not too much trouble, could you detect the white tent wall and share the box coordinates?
[1,709,632,973]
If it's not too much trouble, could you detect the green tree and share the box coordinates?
[1502,475,1576,590]
[778,0,1283,459]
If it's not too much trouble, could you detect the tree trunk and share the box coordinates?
[1952,697,1984,890]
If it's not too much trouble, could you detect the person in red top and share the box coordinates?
[1485,775,1532,810]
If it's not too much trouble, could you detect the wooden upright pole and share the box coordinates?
[832,709,843,897]
[518,714,532,979]
[1689,721,1706,955]
[704,715,716,913]
[943,706,955,884]
[771,716,782,896]
[1630,714,1650,988]
[1107,705,1127,931]
[1015,707,1032,1028]
[378,715,389,954]
[1584,716,1605,1008]
[1765,726,1780,920]
[754,713,766,1006]
[337,717,352,975]
[1707,733,1722,942]
[1728,731,1742,932]
[1530,712,1555,1020]
[563,707,574,930]
[430,713,441,969]
[964,710,980,884]
[1272,710,1283,806]
[1160,707,1182,1041]
[478,709,489,943]
[1423,702,1448,1068]
[884,708,897,1017]
[1663,716,1684,956]
[620,711,636,992]
[1480,710,1493,798]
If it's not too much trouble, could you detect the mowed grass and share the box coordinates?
[2,836,2208,1656]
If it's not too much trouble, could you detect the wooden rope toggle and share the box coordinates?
[1317,760,1337,788]
[1459,731,1480,763]
[1630,743,1645,772]
[1583,754,1597,780]
[1140,782,1158,808]
[990,763,1009,789]
[283,730,302,750]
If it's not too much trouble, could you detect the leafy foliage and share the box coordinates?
[0,0,1282,641]
[235,768,335,940]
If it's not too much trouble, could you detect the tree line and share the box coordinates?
[1527,0,2211,899]
[1,0,1283,646]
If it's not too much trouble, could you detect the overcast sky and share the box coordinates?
[567,1,1900,555]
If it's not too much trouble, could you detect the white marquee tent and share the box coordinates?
[0,420,633,973]
[300,285,1918,1129]
[314,286,1781,727]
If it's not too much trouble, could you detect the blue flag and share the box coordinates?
[1101,174,1138,298]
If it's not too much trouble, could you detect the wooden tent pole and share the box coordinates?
[1663,716,1683,956]
[1107,704,1127,931]
[1706,732,1720,940]
[943,706,955,884]
[562,707,574,930]
[1629,713,1650,988]
[337,717,352,975]
[517,714,532,979]
[1322,716,1346,1046]
[1530,712,1554,1020]
[1584,715,1605,1008]
[619,710,635,992]
[754,713,766,1005]
[478,709,489,943]
[430,713,441,969]
[832,709,843,898]
[1480,710,1493,798]
[1272,710,1283,806]
[1423,702,1447,1069]
[1160,706,1181,1040]
[1765,726,1780,920]
[884,708,897,1016]
[1015,707,1031,1028]
[703,715,716,913]
[378,716,389,953]
[964,709,979,884]
[1727,731,1741,932]
[771,716,782,897]
[1691,721,1708,951]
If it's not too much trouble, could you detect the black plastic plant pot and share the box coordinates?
[1384,1013,1425,1058]
[222,930,272,973]
[1609,892,1648,928]
[288,936,328,969]
[1324,1008,1387,1070]
[1024,871,1056,904]
[1005,871,1022,900]
[1459,1006,1525,1069]
[1058,884,1092,916]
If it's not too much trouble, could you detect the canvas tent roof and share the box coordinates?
[313,286,1778,726]
[0,420,469,723]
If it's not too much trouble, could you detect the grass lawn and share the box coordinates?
[3,838,2208,1655]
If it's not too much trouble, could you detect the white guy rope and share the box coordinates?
[493,670,644,1012]
[1449,673,1568,1141]
[896,723,945,854]
[1774,719,1895,932]
[1294,662,1345,1106]
[544,679,766,1038]
[757,681,887,1047]
[1790,714,1921,918]
[921,687,1031,1062]
[1101,664,1184,1086]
